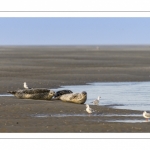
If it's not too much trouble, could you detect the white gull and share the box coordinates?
[143,111,150,121]
[86,104,94,114]
[24,82,31,89]
[92,96,101,105]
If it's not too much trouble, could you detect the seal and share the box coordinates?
[7,88,55,100]
[59,91,87,104]
[54,90,73,99]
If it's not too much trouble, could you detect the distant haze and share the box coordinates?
[0,18,150,45]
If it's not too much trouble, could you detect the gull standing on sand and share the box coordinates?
[86,104,94,114]
[92,96,101,105]
[143,111,150,121]
[24,82,31,89]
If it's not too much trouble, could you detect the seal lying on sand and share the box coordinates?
[58,91,87,104]
[7,88,55,100]
[23,82,73,100]
[54,90,73,99]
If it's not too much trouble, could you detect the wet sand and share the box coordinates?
[0,45,150,132]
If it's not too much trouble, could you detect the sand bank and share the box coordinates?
[0,46,150,132]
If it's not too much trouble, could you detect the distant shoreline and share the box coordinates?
[1,45,150,52]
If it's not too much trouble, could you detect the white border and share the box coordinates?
[0,0,150,11]
[0,0,150,17]
[0,133,150,139]
[0,12,150,17]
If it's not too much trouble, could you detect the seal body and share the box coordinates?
[59,91,87,104]
[54,90,73,99]
[8,88,55,100]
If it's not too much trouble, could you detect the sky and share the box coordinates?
[0,17,150,45]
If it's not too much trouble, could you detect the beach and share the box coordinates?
[0,45,150,132]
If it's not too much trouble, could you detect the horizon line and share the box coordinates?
[1,44,150,47]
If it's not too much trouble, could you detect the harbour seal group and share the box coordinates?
[7,82,87,104]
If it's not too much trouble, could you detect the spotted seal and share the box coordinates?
[54,90,73,99]
[7,88,55,100]
[58,91,87,104]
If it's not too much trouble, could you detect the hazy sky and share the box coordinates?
[0,17,150,45]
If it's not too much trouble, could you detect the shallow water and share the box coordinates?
[0,94,13,96]
[31,113,145,123]
[107,119,147,123]
[31,113,142,118]
[52,82,150,111]
[85,119,146,123]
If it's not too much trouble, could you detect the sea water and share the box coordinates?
[52,82,150,111]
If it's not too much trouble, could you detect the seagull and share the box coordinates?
[91,96,101,105]
[86,104,94,114]
[23,82,31,89]
[143,111,150,121]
